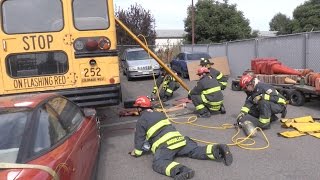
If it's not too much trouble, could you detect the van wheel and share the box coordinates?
[126,73,132,81]
[289,90,305,106]
[231,80,241,91]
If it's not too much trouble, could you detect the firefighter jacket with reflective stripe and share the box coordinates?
[209,68,228,89]
[152,75,179,94]
[189,74,223,103]
[240,82,287,114]
[134,110,186,156]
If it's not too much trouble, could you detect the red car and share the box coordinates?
[0,93,100,180]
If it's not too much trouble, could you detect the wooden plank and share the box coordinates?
[187,56,230,81]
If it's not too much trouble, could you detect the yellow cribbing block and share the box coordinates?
[291,122,320,132]
[281,116,314,124]
[279,130,306,138]
[308,132,320,139]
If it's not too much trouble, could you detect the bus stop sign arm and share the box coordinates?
[115,17,190,92]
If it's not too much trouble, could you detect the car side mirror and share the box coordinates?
[83,108,97,117]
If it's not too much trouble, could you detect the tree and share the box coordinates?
[292,0,320,33]
[184,0,252,43]
[269,13,292,35]
[115,3,156,45]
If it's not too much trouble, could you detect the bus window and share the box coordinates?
[72,0,109,30]
[2,0,63,34]
[6,52,68,78]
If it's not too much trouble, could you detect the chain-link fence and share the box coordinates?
[181,31,320,77]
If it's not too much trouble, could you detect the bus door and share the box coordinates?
[68,0,120,87]
[0,0,75,94]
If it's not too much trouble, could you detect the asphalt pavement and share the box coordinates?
[96,74,320,180]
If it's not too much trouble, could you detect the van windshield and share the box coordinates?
[127,51,151,61]
[187,53,211,60]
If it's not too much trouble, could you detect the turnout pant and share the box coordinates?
[190,95,222,115]
[247,100,285,129]
[152,137,219,178]
[160,81,179,99]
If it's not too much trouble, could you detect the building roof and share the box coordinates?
[257,31,278,37]
[156,29,186,39]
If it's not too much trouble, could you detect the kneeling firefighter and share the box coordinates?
[130,96,233,180]
[236,74,287,136]
[151,68,180,102]
[188,67,226,118]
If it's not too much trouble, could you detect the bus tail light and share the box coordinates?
[85,39,98,51]
[98,37,111,50]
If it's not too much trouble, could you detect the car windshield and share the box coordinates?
[187,53,211,60]
[0,108,29,163]
[127,50,150,61]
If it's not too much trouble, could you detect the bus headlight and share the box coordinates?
[74,40,85,51]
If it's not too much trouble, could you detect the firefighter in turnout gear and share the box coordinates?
[236,74,287,131]
[200,58,228,90]
[151,68,180,102]
[130,96,233,180]
[188,67,226,118]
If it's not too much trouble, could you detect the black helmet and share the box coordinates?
[200,58,214,66]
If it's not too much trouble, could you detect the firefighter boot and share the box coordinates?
[174,166,195,180]
[197,111,211,118]
[214,144,233,166]
[281,107,287,118]
[219,104,226,114]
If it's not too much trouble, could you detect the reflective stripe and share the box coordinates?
[259,117,270,124]
[278,98,286,104]
[166,88,173,94]
[241,107,250,113]
[151,131,182,153]
[165,162,180,176]
[196,104,205,110]
[216,73,223,80]
[201,94,223,106]
[209,105,220,111]
[167,140,186,150]
[206,144,215,160]
[146,119,171,140]
[134,149,143,156]
[220,82,227,86]
[264,94,270,100]
[202,86,221,95]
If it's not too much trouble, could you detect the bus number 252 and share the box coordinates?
[84,68,101,77]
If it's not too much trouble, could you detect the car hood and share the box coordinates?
[127,59,159,67]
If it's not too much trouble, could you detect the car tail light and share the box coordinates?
[98,37,111,50]
[85,39,98,51]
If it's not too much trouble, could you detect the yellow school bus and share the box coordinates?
[0,0,121,107]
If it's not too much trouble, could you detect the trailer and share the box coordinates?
[231,78,320,106]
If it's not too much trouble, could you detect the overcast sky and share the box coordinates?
[114,0,307,31]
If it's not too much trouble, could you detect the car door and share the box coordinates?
[48,97,99,180]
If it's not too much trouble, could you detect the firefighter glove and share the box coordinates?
[128,150,137,158]
[187,94,191,100]
[253,95,262,104]
[236,112,245,124]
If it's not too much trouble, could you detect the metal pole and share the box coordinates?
[192,0,195,45]
[115,18,190,91]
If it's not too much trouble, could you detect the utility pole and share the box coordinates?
[192,0,195,45]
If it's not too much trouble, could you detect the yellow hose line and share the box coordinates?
[0,163,59,180]
[139,34,270,151]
